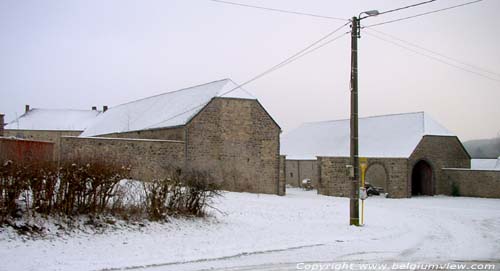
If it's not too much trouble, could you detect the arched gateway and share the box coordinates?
[411,160,433,196]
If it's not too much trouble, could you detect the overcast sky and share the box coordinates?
[1,0,499,141]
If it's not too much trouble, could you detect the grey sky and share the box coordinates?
[1,0,499,141]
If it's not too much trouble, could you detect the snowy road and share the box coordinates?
[1,189,499,270]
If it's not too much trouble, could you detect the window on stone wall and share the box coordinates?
[290,172,293,178]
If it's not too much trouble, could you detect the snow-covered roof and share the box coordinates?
[471,158,500,171]
[81,79,255,137]
[280,112,455,159]
[5,109,101,131]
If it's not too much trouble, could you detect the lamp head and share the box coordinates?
[364,10,380,16]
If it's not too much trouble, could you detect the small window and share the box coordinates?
[290,172,293,178]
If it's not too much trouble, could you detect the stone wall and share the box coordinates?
[3,129,82,160]
[317,157,409,198]
[285,159,319,188]
[0,114,4,137]
[317,157,351,197]
[365,163,387,191]
[443,169,500,198]
[186,98,281,195]
[279,155,286,196]
[0,137,54,162]
[366,158,409,198]
[409,136,470,196]
[60,136,185,181]
[99,127,185,141]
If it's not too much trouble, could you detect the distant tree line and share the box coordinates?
[463,136,500,159]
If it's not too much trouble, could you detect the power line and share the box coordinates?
[364,30,500,83]
[363,0,483,28]
[366,28,500,78]
[209,0,348,21]
[377,0,437,16]
[143,23,350,130]
[217,22,349,97]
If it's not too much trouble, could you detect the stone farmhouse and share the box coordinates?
[281,112,474,198]
[4,79,285,195]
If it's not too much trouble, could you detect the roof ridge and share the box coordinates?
[303,111,425,125]
[217,79,257,99]
[28,108,100,112]
[108,79,231,110]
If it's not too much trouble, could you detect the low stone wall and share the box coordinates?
[278,155,286,196]
[317,157,351,197]
[443,168,500,198]
[100,127,185,141]
[317,156,409,198]
[60,136,185,181]
[0,137,54,162]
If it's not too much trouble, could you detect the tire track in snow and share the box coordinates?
[97,243,326,271]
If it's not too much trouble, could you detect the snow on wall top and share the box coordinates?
[280,112,454,159]
[5,109,100,131]
[471,158,500,171]
[80,79,255,137]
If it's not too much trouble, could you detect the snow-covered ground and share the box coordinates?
[1,188,499,271]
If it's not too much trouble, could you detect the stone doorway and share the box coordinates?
[411,160,433,196]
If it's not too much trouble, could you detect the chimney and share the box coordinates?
[92,106,97,111]
[0,114,4,137]
[103,105,108,112]
[25,104,30,113]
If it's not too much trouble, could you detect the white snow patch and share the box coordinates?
[471,158,500,171]
[1,189,499,270]
[5,109,100,131]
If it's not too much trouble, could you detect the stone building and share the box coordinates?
[64,79,284,195]
[3,106,101,157]
[281,112,471,198]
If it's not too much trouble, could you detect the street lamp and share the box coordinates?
[349,10,379,226]
[361,10,380,18]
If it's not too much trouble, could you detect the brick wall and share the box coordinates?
[409,136,470,196]
[285,159,319,188]
[4,129,81,159]
[60,136,185,181]
[186,98,281,195]
[0,137,54,162]
[443,169,500,198]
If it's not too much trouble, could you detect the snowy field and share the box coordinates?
[1,188,499,271]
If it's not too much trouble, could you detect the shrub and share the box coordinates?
[55,159,131,216]
[1,159,220,226]
[0,160,29,220]
[451,182,460,197]
[143,168,221,220]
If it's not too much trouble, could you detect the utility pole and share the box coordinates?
[349,16,360,226]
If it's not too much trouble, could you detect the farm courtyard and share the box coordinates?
[1,188,499,270]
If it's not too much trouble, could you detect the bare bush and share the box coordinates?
[182,169,221,216]
[1,159,220,227]
[56,159,131,216]
[143,168,221,220]
[0,160,29,221]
